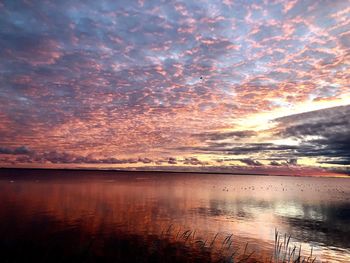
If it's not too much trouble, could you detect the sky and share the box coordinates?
[0,0,349,175]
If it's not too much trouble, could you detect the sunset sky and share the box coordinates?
[0,0,349,175]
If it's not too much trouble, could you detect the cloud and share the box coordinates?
[320,159,350,165]
[168,157,177,164]
[0,0,349,171]
[10,149,214,168]
[138,157,153,164]
[175,143,298,155]
[270,161,282,166]
[0,146,31,155]
[13,149,155,165]
[173,105,350,170]
[194,130,257,141]
[275,105,350,165]
[287,158,298,166]
[183,157,207,166]
[239,158,262,166]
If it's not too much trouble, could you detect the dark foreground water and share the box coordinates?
[0,169,349,262]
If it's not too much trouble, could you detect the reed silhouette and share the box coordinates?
[0,223,317,263]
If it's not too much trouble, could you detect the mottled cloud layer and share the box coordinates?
[0,0,349,174]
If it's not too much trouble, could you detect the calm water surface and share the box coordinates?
[0,170,349,262]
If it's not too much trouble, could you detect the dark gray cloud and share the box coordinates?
[194,130,257,141]
[0,146,31,155]
[239,158,263,166]
[14,150,153,165]
[275,105,350,165]
[174,105,350,168]
[183,157,207,166]
[287,158,298,166]
[168,157,177,164]
[270,161,282,166]
[176,143,298,155]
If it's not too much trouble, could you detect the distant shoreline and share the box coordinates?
[0,167,348,178]
[0,167,269,176]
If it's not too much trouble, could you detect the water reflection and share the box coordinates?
[0,170,349,262]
